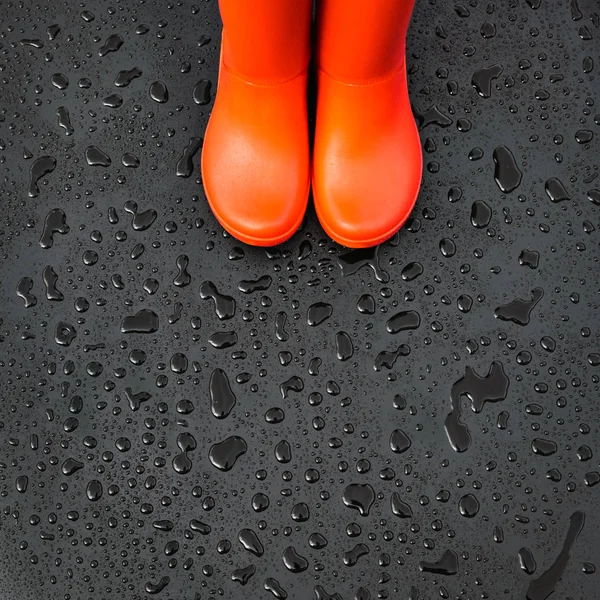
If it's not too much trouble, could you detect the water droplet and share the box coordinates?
[103,94,123,108]
[439,238,456,257]
[493,146,522,192]
[282,546,308,573]
[526,512,584,600]
[47,24,61,40]
[16,277,37,307]
[519,547,537,574]
[337,246,389,282]
[56,106,74,135]
[208,331,237,349]
[238,275,272,294]
[545,178,570,202]
[176,137,203,177]
[238,528,263,556]
[587,189,600,206]
[43,265,63,301]
[391,492,413,518]
[390,429,411,454]
[445,362,509,452]
[531,438,557,456]
[342,484,375,516]
[16,476,28,493]
[209,368,236,418]
[123,200,157,231]
[122,152,140,168]
[307,302,333,326]
[458,494,480,517]
[193,79,212,104]
[231,565,255,586]
[401,262,423,281]
[335,331,354,361]
[419,549,458,575]
[121,309,159,333]
[209,436,247,471]
[264,578,287,599]
[357,294,375,314]
[28,156,57,197]
[414,104,453,129]
[114,67,142,87]
[519,249,540,269]
[470,200,492,228]
[343,543,369,567]
[85,145,111,167]
[86,480,103,501]
[495,288,544,325]
[149,80,169,103]
[98,34,123,57]
[374,345,410,371]
[55,321,76,346]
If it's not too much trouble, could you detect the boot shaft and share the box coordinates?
[315,0,416,82]
[218,0,313,83]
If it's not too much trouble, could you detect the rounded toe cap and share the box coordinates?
[314,136,422,248]
[312,68,423,248]
[202,142,308,245]
[212,192,306,247]
[317,184,420,248]
[201,72,309,246]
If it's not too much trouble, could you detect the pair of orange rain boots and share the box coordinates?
[201,0,422,248]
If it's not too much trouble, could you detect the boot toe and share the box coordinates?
[315,153,421,248]
[206,168,308,246]
[201,67,309,246]
[313,68,422,248]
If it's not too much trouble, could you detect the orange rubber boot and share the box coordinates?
[313,0,422,248]
[201,0,312,246]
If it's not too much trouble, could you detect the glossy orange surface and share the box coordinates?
[312,0,422,248]
[201,0,312,246]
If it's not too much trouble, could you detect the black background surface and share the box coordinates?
[1,0,599,598]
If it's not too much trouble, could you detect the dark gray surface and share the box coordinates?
[1,0,599,598]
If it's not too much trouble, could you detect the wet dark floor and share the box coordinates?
[1,0,599,598]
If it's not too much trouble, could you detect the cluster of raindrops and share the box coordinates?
[0,0,599,599]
